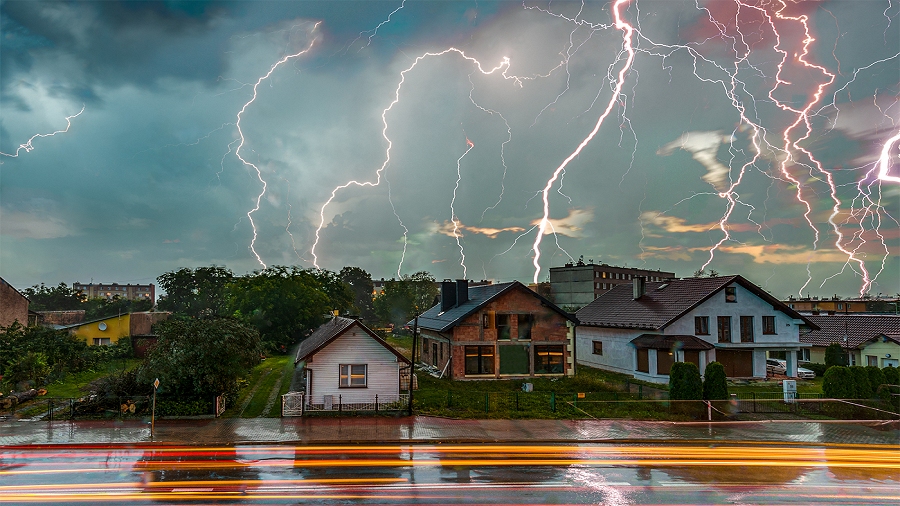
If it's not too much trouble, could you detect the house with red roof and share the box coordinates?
[414,280,577,380]
[575,275,816,384]
[801,314,900,369]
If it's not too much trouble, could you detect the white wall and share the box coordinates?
[307,328,403,404]
[576,327,639,374]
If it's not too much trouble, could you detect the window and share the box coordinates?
[636,348,649,373]
[867,355,878,367]
[496,314,511,340]
[483,313,490,329]
[657,350,674,375]
[695,316,710,335]
[717,316,732,343]
[517,314,534,340]
[439,342,443,361]
[762,316,776,335]
[431,343,438,366]
[534,345,565,374]
[339,364,367,387]
[465,346,494,375]
[837,303,844,310]
[602,272,607,279]
[725,286,737,302]
[740,316,754,342]
[593,341,603,355]
[93,338,111,346]
[595,282,600,289]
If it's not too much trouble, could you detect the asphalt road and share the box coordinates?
[2,442,897,504]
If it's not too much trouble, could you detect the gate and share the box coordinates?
[282,392,304,417]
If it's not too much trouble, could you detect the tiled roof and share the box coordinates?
[294,317,410,365]
[801,314,900,348]
[630,334,715,351]
[415,281,575,332]
[576,275,812,330]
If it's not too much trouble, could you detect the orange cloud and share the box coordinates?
[530,208,593,238]
[718,244,856,264]
[434,221,526,239]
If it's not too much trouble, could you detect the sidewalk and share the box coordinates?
[2,416,898,446]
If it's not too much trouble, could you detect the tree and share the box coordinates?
[83,295,153,320]
[703,361,729,400]
[157,266,234,318]
[307,268,355,315]
[339,266,376,321]
[226,266,331,349]
[883,366,899,386]
[669,362,702,400]
[22,283,85,310]
[141,318,262,398]
[824,342,847,368]
[0,322,94,385]
[865,366,886,396]
[373,271,439,327]
[823,366,853,399]
[849,366,872,398]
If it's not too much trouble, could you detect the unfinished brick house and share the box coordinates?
[413,280,577,380]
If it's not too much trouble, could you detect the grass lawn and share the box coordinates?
[42,359,143,398]
[226,354,294,418]
[727,377,823,394]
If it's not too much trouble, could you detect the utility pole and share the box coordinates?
[408,314,418,416]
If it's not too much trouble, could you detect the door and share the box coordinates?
[716,349,753,377]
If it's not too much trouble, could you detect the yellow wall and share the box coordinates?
[860,339,900,368]
[70,314,130,345]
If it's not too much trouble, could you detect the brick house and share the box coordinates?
[0,277,30,327]
[414,280,577,380]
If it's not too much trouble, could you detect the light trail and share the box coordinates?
[531,0,635,283]
[234,22,320,268]
[0,105,85,160]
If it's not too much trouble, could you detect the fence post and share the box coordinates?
[301,393,305,417]
[551,392,556,413]
[516,391,519,411]
[375,394,379,413]
[752,392,757,413]
[48,399,52,423]
[484,393,489,413]
[447,390,452,408]
[639,384,643,400]
[339,394,342,413]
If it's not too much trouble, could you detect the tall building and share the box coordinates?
[72,282,155,302]
[549,260,675,309]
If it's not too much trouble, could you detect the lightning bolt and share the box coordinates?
[450,136,476,278]
[234,23,321,268]
[1,105,85,160]
[531,0,635,283]
[877,130,900,183]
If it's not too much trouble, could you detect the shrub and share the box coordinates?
[803,362,828,377]
[702,362,729,400]
[883,366,899,385]
[669,362,702,400]
[849,366,872,398]
[824,342,847,367]
[823,366,853,399]
[865,366,886,393]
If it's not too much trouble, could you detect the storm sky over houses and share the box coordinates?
[1,0,898,298]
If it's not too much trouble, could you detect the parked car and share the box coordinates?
[796,366,816,379]
[766,358,787,375]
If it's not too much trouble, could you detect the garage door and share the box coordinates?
[716,349,753,377]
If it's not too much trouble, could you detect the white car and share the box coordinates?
[766,358,786,375]
[796,366,816,379]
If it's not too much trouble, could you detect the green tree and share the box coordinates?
[824,342,848,368]
[849,366,872,398]
[0,322,90,383]
[883,366,900,385]
[702,361,729,400]
[226,266,331,349]
[307,268,355,315]
[339,266,376,321]
[83,295,153,320]
[157,266,234,317]
[22,283,85,310]
[669,362,702,400]
[373,271,439,326]
[865,366,886,396]
[141,318,262,398]
[4,352,51,386]
[823,366,853,399]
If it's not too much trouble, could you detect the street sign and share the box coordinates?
[154,378,160,390]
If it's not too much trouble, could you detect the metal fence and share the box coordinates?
[0,394,217,421]
[281,392,410,417]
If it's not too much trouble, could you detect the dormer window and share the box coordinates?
[725,287,737,303]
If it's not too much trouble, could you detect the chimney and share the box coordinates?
[633,276,646,300]
[440,280,457,312]
[456,279,469,306]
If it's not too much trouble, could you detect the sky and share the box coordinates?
[1,0,898,299]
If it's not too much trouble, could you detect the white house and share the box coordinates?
[294,317,410,406]
[575,276,817,384]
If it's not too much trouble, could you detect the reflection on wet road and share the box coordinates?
[1,443,897,504]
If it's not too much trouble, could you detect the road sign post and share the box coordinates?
[151,378,160,437]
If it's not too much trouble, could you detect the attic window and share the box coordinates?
[725,287,737,303]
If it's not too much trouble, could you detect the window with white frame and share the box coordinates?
[339,364,367,387]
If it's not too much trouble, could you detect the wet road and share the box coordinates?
[1,442,898,504]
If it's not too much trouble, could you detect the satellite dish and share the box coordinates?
[98,322,108,331]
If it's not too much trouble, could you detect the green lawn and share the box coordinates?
[225,354,294,418]
[42,360,143,398]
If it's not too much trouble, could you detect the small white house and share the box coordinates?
[576,275,817,384]
[294,317,410,406]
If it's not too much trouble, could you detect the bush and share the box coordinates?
[865,366,886,393]
[702,362,729,400]
[669,362,702,400]
[824,342,847,367]
[803,362,828,377]
[849,366,872,398]
[823,366,853,399]
[883,366,899,385]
